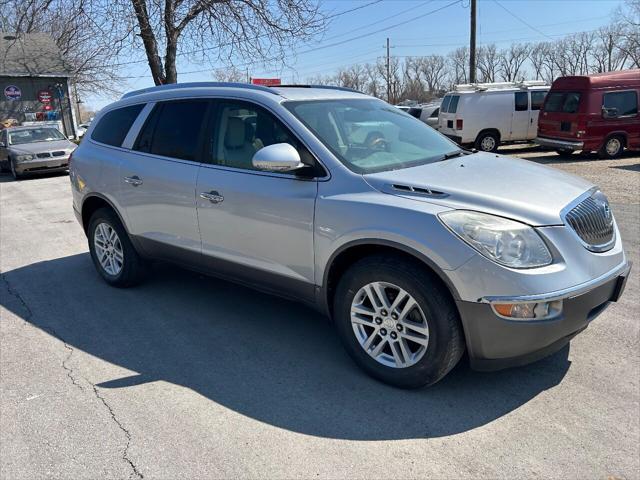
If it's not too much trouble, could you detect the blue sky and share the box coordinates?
[86,0,624,109]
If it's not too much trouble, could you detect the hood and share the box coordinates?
[363,152,594,226]
[9,139,76,155]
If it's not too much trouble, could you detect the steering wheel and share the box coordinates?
[365,131,389,152]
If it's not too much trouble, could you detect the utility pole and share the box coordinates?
[469,0,477,83]
[386,37,391,103]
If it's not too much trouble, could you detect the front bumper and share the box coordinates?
[534,136,584,151]
[458,262,631,371]
[14,156,70,174]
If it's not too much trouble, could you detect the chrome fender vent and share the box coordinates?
[390,184,447,197]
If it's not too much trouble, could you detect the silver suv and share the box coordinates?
[70,82,630,388]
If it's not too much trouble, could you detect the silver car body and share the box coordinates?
[70,83,630,370]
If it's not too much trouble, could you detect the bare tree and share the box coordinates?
[448,46,469,84]
[212,67,247,83]
[477,44,499,82]
[498,43,530,81]
[122,0,324,85]
[335,64,369,92]
[615,0,640,67]
[415,54,448,93]
[0,0,132,96]
[592,25,628,72]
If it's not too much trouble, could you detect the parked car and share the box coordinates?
[438,81,550,152]
[77,123,91,138]
[404,103,441,129]
[535,69,640,158]
[70,82,630,388]
[0,125,76,179]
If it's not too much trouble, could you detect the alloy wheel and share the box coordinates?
[350,281,429,368]
[93,222,124,276]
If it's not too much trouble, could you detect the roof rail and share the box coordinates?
[121,81,278,99]
[272,84,363,94]
[454,80,548,92]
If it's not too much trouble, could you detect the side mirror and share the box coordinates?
[602,107,618,119]
[252,143,305,172]
[0,142,5,148]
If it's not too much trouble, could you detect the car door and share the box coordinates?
[195,99,319,301]
[115,99,210,264]
[529,90,547,139]
[510,91,530,141]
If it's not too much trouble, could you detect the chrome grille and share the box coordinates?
[52,151,65,157]
[565,193,614,252]
[36,152,51,159]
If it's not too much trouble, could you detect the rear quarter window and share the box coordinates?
[91,104,144,147]
[447,95,460,113]
[531,91,547,110]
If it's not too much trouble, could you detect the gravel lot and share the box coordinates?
[1,149,639,479]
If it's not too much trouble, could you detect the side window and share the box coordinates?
[91,104,144,147]
[134,100,208,161]
[211,101,316,174]
[603,91,638,117]
[0,130,6,145]
[429,108,439,118]
[441,95,451,113]
[531,91,546,111]
[448,96,460,113]
[515,92,528,111]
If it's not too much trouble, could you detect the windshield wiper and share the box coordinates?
[441,150,464,161]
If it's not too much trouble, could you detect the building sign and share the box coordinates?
[37,89,53,104]
[251,78,281,86]
[4,85,22,100]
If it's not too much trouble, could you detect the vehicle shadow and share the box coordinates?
[1,253,571,440]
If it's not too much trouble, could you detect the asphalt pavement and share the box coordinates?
[1,158,638,479]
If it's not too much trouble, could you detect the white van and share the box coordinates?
[438,81,549,152]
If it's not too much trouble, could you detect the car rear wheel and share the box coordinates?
[598,136,624,159]
[475,131,499,153]
[88,207,147,287]
[333,254,465,388]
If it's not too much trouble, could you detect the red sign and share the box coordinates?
[251,78,281,86]
[37,89,53,104]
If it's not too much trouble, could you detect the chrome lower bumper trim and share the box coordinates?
[534,136,584,150]
[481,261,631,304]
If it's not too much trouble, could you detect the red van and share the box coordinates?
[535,69,639,158]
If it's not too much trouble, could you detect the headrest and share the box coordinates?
[224,117,245,149]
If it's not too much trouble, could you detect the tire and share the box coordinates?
[333,254,465,389]
[598,135,624,159]
[555,149,576,157]
[474,131,499,153]
[87,207,147,287]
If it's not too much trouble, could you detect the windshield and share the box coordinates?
[9,128,65,145]
[284,98,459,173]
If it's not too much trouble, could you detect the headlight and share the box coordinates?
[15,154,34,162]
[439,210,552,268]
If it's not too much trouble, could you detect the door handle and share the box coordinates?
[200,190,224,204]
[124,175,143,186]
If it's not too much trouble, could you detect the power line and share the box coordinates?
[492,0,555,41]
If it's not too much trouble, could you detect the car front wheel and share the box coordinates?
[333,254,465,388]
[598,136,624,159]
[88,207,146,287]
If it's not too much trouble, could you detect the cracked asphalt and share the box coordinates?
[1,150,639,479]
